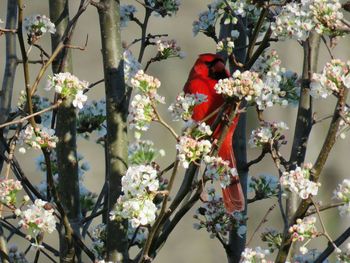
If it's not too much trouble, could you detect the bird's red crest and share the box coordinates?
[189,53,229,80]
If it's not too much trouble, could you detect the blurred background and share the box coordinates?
[1,0,350,262]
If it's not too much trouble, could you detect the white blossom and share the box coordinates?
[216,37,235,55]
[121,165,159,198]
[271,0,345,41]
[333,179,350,217]
[168,92,207,121]
[0,178,22,206]
[310,59,350,99]
[241,247,270,263]
[156,39,185,59]
[23,14,55,43]
[110,165,160,228]
[289,217,318,243]
[128,94,155,131]
[249,121,289,148]
[280,163,320,199]
[214,70,263,102]
[18,125,58,152]
[72,90,88,109]
[176,136,211,168]
[204,156,237,188]
[18,199,57,238]
[252,50,300,109]
[47,72,89,108]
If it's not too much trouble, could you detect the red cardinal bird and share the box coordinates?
[184,53,245,213]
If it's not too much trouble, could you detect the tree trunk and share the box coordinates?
[96,1,130,261]
[49,1,81,262]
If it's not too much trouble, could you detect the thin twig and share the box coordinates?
[321,36,334,59]
[270,143,288,229]
[153,106,178,139]
[83,78,105,94]
[247,204,276,246]
[305,201,345,216]
[311,198,339,251]
[0,101,62,129]
[245,149,267,169]
[0,28,17,34]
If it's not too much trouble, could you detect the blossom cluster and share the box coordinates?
[310,59,350,99]
[204,156,237,188]
[0,178,23,206]
[249,121,289,148]
[77,99,106,138]
[271,3,314,41]
[192,0,252,37]
[128,70,164,133]
[168,92,207,121]
[310,0,344,34]
[156,39,185,60]
[90,223,106,259]
[240,247,271,263]
[214,70,263,102]
[252,50,300,109]
[147,0,181,17]
[131,70,161,95]
[128,140,165,165]
[124,49,142,85]
[248,174,279,199]
[271,0,345,41]
[216,37,235,55]
[46,72,88,109]
[23,14,55,43]
[110,165,160,228]
[280,163,320,199]
[184,120,213,138]
[176,121,213,168]
[261,228,282,253]
[193,187,246,242]
[128,94,156,131]
[333,179,350,217]
[120,5,137,28]
[176,136,211,168]
[18,199,57,239]
[18,125,58,153]
[289,217,318,254]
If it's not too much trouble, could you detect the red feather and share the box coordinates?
[184,53,244,213]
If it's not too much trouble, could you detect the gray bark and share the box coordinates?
[0,0,18,171]
[96,1,129,261]
[49,1,81,262]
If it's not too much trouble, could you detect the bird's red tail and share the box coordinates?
[217,117,245,213]
[222,178,245,213]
